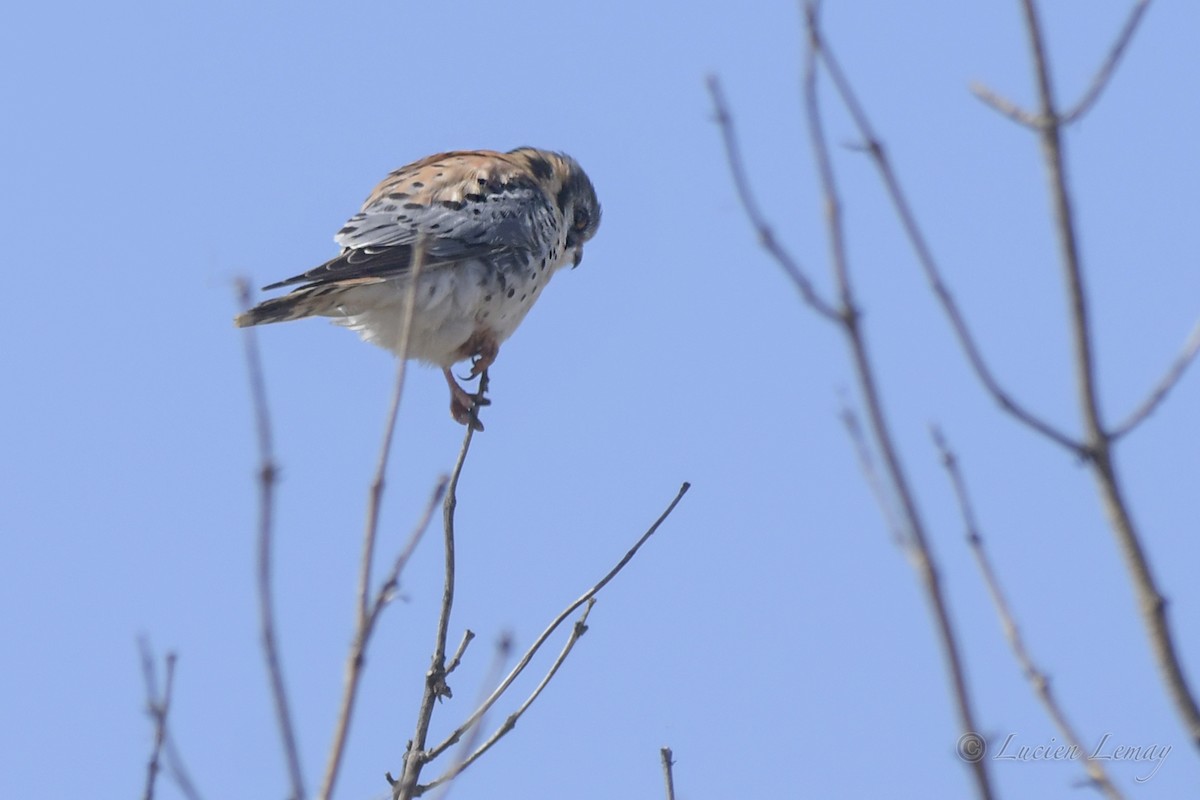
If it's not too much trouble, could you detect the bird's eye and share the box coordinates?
[573,207,590,231]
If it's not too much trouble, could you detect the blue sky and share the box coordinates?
[3,1,1198,798]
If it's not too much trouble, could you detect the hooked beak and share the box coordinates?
[572,247,584,268]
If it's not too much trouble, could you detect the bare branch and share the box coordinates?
[1015,0,1200,749]
[426,635,515,800]
[1062,0,1154,124]
[1112,318,1200,440]
[799,5,996,797]
[660,747,677,800]
[421,605,595,794]
[236,280,306,800]
[806,10,1084,455]
[706,75,842,323]
[932,429,1126,800]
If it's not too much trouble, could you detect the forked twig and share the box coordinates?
[1015,0,1200,749]
[932,429,1126,800]
[237,279,306,800]
[809,13,1083,456]
[426,634,515,800]
[422,483,691,767]
[420,603,596,794]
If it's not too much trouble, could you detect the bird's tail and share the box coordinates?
[234,284,344,327]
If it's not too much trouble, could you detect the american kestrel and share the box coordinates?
[235,147,601,429]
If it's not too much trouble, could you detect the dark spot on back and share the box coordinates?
[411,181,425,188]
[526,154,553,181]
[440,199,466,211]
[403,202,423,210]
[387,192,410,200]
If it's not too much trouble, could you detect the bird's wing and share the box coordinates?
[263,151,560,290]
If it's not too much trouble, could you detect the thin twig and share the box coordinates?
[321,474,447,800]
[422,482,690,766]
[968,82,1042,128]
[660,747,677,800]
[1062,0,1154,124]
[139,640,177,800]
[706,75,841,323]
[1016,0,1200,750]
[237,280,306,800]
[445,630,476,677]
[932,429,1126,800]
[1112,318,1200,440]
[797,9,995,798]
[392,418,482,800]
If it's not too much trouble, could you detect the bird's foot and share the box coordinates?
[444,368,490,431]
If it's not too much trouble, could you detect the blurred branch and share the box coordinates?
[710,8,996,797]
[320,476,446,800]
[806,12,1084,455]
[1062,0,1153,124]
[706,75,841,323]
[1112,318,1200,440]
[932,429,1126,800]
[972,0,1153,128]
[1014,0,1200,750]
[660,747,677,800]
[320,240,430,800]
[839,403,907,548]
[236,279,306,800]
[801,10,995,796]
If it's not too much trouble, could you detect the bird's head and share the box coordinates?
[511,147,601,268]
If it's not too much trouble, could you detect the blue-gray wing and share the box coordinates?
[263,151,560,291]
